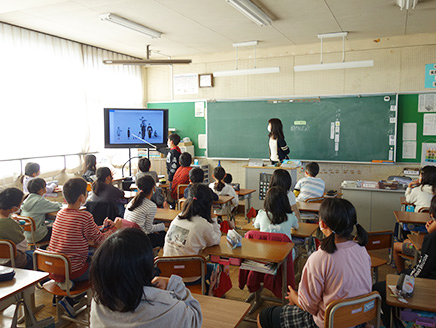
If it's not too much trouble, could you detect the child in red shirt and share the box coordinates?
[171,152,192,200]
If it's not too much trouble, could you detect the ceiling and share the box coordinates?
[0,0,435,59]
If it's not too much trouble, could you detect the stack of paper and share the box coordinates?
[240,260,278,275]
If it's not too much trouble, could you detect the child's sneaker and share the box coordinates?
[59,297,76,318]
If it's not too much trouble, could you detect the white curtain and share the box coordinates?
[0,23,144,181]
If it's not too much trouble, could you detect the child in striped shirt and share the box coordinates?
[49,178,121,283]
[294,162,325,202]
[124,175,166,248]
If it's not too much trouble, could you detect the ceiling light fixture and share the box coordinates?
[226,0,272,26]
[99,13,161,38]
[293,32,374,72]
[103,45,192,66]
[396,0,418,10]
[213,40,280,77]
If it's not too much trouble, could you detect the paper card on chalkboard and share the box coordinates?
[330,122,334,139]
[335,134,340,143]
[389,135,395,145]
[335,142,339,151]
[390,117,396,124]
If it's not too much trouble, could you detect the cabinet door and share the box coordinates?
[370,192,403,231]
[342,189,371,231]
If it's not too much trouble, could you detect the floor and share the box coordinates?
[0,213,397,327]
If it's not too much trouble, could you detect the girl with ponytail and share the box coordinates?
[163,184,221,285]
[209,166,238,216]
[258,198,371,328]
[124,175,166,248]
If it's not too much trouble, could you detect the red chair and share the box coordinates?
[239,231,295,314]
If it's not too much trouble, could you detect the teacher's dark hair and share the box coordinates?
[268,118,284,140]
[90,228,154,312]
[319,198,368,254]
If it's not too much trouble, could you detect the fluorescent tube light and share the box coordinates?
[396,0,418,10]
[99,13,161,38]
[233,41,258,47]
[226,0,272,26]
[213,67,280,77]
[318,32,348,39]
[293,60,374,72]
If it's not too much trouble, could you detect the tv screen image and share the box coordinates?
[104,108,168,148]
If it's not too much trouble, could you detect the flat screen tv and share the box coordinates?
[104,108,168,148]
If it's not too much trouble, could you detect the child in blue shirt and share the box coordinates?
[253,186,299,259]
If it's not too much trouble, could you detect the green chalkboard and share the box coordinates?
[207,95,396,162]
[147,102,206,156]
[397,94,436,163]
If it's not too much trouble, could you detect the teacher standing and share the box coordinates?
[268,118,290,164]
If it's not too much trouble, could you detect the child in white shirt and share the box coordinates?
[208,166,238,216]
[294,162,325,202]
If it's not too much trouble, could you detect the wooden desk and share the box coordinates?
[0,268,53,327]
[386,274,436,327]
[407,233,425,252]
[195,294,250,328]
[240,221,317,238]
[236,189,256,219]
[393,211,430,224]
[202,236,293,304]
[155,208,181,223]
[297,202,321,213]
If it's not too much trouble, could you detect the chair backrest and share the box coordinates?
[33,249,71,281]
[85,201,120,226]
[366,231,393,251]
[154,255,207,294]
[12,215,37,245]
[418,207,430,213]
[0,239,17,267]
[305,197,325,203]
[324,291,381,328]
[177,184,189,199]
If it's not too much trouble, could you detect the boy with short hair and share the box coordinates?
[294,162,325,202]
[183,168,219,201]
[0,187,33,269]
[49,178,122,283]
[22,162,57,194]
[171,152,193,200]
[166,133,181,183]
[136,157,158,184]
[21,178,62,244]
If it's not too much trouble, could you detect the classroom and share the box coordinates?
[1,1,436,327]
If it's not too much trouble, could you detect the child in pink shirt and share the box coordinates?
[258,198,372,328]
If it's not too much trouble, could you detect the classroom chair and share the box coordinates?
[12,215,50,250]
[239,231,295,314]
[177,184,189,200]
[418,207,430,213]
[0,239,16,267]
[365,230,393,282]
[324,291,381,328]
[85,201,120,226]
[154,255,207,295]
[33,249,91,326]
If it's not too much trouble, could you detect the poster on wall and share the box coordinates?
[174,73,199,95]
[421,143,436,167]
[418,94,436,112]
[425,64,436,89]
